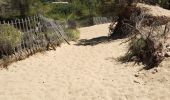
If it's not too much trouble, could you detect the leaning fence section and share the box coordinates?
[0,15,69,67]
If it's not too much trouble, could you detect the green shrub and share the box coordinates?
[130,38,146,58]
[119,36,164,69]
[46,3,75,20]
[119,37,147,62]
[66,29,80,41]
[0,24,22,57]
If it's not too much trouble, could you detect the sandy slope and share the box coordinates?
[137,3,170,17]
[0,23,170,100]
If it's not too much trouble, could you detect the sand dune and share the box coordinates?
[0,23,170,100]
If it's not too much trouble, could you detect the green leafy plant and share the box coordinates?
[66,29,80,41]
[0,24,22,57]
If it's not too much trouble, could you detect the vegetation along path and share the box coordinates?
[0,23,170,100]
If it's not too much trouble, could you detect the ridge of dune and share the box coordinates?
[137,3,170,17]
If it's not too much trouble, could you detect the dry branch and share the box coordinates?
[112,3,170,69]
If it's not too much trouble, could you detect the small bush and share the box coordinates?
[118,37,146,62]
[0,24,22,57]
[119,36,164,69]
[129,38,146,59]
[66,29,80,41]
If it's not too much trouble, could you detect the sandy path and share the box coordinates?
[0,24,170,100]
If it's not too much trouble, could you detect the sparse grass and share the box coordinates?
[0,24,22,57]
[66,29,80,41]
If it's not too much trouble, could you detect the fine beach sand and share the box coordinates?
[0,23,170,100]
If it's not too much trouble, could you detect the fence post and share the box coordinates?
[25,17,33,56]
[17,19,24,52]
[33,15,42,50]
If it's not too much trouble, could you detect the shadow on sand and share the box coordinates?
[75,36,113,46]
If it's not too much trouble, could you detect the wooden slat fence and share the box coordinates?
[92,17,113,25]
[0,15,69,67]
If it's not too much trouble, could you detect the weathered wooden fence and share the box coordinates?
[92,17,114,25]
[0,15,69,67]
